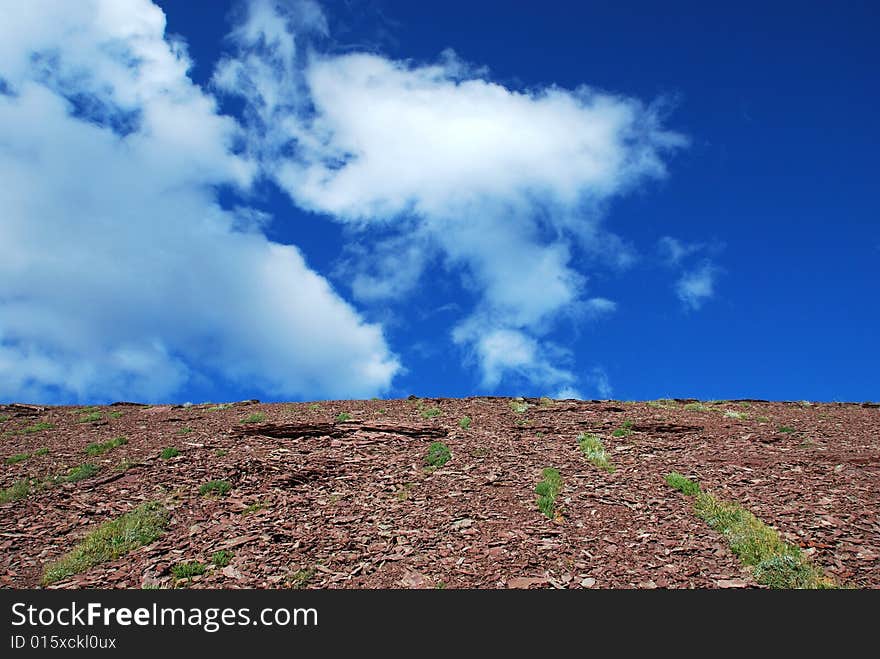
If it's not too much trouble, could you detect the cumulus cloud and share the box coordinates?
[215,0,685,393]
[675,263,719,311]
[0,0,399,403]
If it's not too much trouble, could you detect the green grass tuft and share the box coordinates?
[85,436,128,456]
[0,479,31,503]
[612,420,634,438]
[509,400,529,414]
[578,433,615,472]
[109,411,123,419]
[34,447,49,456]
[241,502,265,515]
[5,452,31,465]
[240,412,265,424]
[666,474,834,589]
[684,403,708,412]
[535,467,562,519]
[335,412,352,422]
[22,422,54,434]
[177,427,193,435]
[206,404,231,412]
[779,426,796,434]
[42,502,169,584]
[160,447,180,460]
[78,412,103,423]
[723,410,748,420]
[420,407,442,419]
[425,441,451,468]
[171,561,206,579]
[665,472,701,496]
[458,416,471,430]
[211,550,233,568]
[63,463,99,483]
[199,480,231,496]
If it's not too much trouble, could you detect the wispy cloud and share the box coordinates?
[0,0,398,403]
[658,236,703,266]
[215,0,685,393]
[658,236,722,311]
[675,262,719,310]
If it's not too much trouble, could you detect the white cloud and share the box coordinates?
[554,386,583,400]
[675,263,719,310]
[0,0,399,403]
[658,236,702,265]
[215,1,685,393]
[587,367,613,399]
[452,327,576,391]
[584,297,618,318]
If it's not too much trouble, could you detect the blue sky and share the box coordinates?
[0,0,877,404]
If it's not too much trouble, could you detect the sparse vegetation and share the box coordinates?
[85,436,128,456]
[22,422,54,434]
[459,416,472,430]
[420,407,442,419]
[685,403,708,412]
[109,411,123,419]
[241,502,265,515]
[335,412,352,422]
[535,467,562,519]
[116,457,138,472]
[160,447,180,459]
[0,414,9,422]
[396,482,415,501]
[172,561,206,579]
[510,400,529,414]
[578,433,615,472]
[63,463,99,483]
[612,420,634,438]
[0,479,31,503]
[215,449,228,457]
[199,480,231,496]
[779,426,796,434]
[539,397,554,406]
[757,416,770,423]
[425,441,451,468]
[288,566,316,589]
[206,404,231,412]
[6,452,31,465]
[241,412,265,424]
[648,399,677,409]
[42,502,170,584]
[723,410,748,420]
[177,426,193,435]
[666,473,834,589]
[665,472,701,496]
[78,411,103,423]
[211,551,232,568]
[34,447,49,456]
[308,404,321,411]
